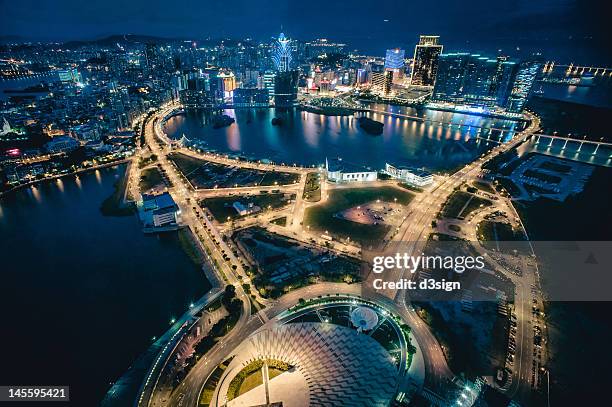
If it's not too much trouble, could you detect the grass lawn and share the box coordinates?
[472,181,495,194]
[201,193,294,222]
[398,182,424,193]
[448,224,461,232]
[304,186,413,246]
[260,171,299,186]
[268,367,285,380]
[270,216,287,226]
[478,221,523,241]
[238,369,263,396]
[139,166,165,191]
[303,172,322,202]
[477,220,528,253]
[441,191,492,219]
[169,152,202,175]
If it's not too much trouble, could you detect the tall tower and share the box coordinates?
[273,33,293,72]
[410,35,443,87]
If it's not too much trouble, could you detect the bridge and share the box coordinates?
[527,134,612,166]
[542,61,611,77]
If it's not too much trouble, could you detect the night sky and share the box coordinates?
[1,0,610,64]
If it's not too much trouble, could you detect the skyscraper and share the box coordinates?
[371,71,393,96]
[274,70,299,107]
[462,56,499,107]
[410,35,443,87]
[432,53,535,111]
[507,61,541,112]
[272,33,293,72]
[432,53,470,102]
[271,32,298,108]
[385,49,405,70]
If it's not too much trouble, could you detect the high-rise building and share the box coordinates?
[462,56,499,107]
[507,61,541,112]
[356,68,368,84]
[371,71,393,96]
[385,48,405,70]
[58,68,82,84]
[233,88,270,107]
[432,53,536,111]
[271,32,298,107]
[218,71,237,94]
[272,33,293,72]
[432,53,470,102]
[144,43,159,73]
[492,57,519,107]
[263,72,276,100]
[410,35,443,87]
[273,70,299,107]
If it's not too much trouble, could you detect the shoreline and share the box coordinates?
[0,158,131,199]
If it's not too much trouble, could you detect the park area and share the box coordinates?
[303,172,322,202]
[234,227,361,298]
[169,152,299,189]
[201,193,295,222]
[139,166,167,192]
[304,186,413,247]
[441,191,492,220]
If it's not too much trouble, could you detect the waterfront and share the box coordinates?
[0,165,211,405]
[514,161,612,405]
[163,104,522,172]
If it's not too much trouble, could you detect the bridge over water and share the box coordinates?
[524,134,612,167]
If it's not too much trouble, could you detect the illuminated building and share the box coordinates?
[218,71,236,94]
[410,35,443,87]
[384,163,433,186]
[58,68,82,84]
[326,158,378,183]
[232,88,270,107]
[272,32,293,72]
[432,53,470,102]
[371,71,393,96]
[44,135,80,153]
[273,70,298,107]
[263,71,276,100]
[507,61,541,112]
[385,48,405,70]
[356,68,368,84]
[432,53,528,110]
[385,48,406,83]
[462,55,499,107]
[271,32,298,107]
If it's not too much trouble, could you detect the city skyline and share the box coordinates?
[1,0,610,64]
[1,3,611,406]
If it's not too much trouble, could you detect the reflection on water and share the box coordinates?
[518,137,612,167]
[0,165,210,405]
[164,104,522,172]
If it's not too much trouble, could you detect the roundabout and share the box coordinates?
[203,295,423,407]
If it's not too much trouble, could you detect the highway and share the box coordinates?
[136,105,253,407]
[370,111,541,398]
